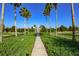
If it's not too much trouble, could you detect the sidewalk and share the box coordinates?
[31,35,47,56]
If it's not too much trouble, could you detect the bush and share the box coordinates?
[40,25,47,32]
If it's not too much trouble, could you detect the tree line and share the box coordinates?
[2,25,79,32]
[40,25,79,32]
[2,25,35,32]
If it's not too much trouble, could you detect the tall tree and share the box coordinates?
[0,3,5,42]
[43,3,52,34]
[19,7,31,34]
[11,3,21,36]
[52,3,58,36]
[71,3,76,41]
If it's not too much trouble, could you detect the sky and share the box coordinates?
[0,3,79,28]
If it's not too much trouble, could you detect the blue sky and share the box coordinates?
[0,3,79,28]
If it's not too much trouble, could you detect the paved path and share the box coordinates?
[31,27,47,56]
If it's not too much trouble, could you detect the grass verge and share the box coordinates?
[0,32,35,56]
[41,32,79,56]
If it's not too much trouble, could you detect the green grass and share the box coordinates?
[0,32,35,56]
[41,32,79,56]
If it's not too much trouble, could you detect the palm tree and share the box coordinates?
[0,3,5,42]
[52,3,58,37]
[43,3,58,36]
[71,3,76,41]
[43,3,52,34]
[19,7,31,35]
[11,3,21,37]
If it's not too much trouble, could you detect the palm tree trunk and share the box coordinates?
[24,19,26,35]
[27,18,29,34]
[26,18,29,34]
[0,3,5,42]
[14,6,17,37]
[71,3,76,41]
[47,16,51,35]
[55,9,58,37]
[46,16,48,34]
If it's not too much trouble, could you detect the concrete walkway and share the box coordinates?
[31,35,47,56]
[31,27,47,56]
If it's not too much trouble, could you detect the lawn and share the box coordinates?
[0,32,35,56]
[41,32,79,56]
